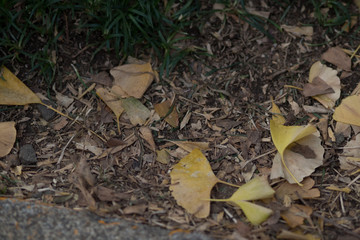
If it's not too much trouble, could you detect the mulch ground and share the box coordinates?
[1,1,360,240]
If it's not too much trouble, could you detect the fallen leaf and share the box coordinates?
[333,95,360,126]
[170,149,222,218]
[94,186,131,201]
[139,126,156,152]
[341,16,357,32]
[308,61,340,109]
[96,87,124,134]
[121,97,151,126]
[270,101,324,185]
[0,121,16,157]
[277,229,320,240]
[0,65,42,105]
[339,134,360,172]
[211,177,275,225]
[154,100,179,128]
[303,76,335,97]
[180,110,191,130]
[276,178,320,201]
[281,25,313,41]
[156,149,171,164]
[123,204,147,215]
[281,204,313,228]
[171,141,210,152]
[321,47,351,71]
[110,62,155,99]
[77,156,96,187]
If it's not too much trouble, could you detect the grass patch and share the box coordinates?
[0,0,200,85]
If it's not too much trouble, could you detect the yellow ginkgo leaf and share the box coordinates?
[228,176,275,201]
[210,177,275,225]
[0,65,41,105]
[235,200,273,225]
[96,87,124,134]
[271,132,324,184]
[0,121,16,157]
[170,149,221,218]
[270,120,318,185]
[333,95,360,126]
[308,61,340,109]
[271,98,286,125]
[169,149,238,218]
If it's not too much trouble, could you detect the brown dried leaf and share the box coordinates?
[276,178,320,201]
[139,126,156,152]
[110,62,155,99]
[123,204,147,215]
[94,186,131,201]
[321,47,351,71]
[154,100,179,128]
[303,77,335,97]
[281,204,313,228]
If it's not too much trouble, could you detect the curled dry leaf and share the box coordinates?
[338,134,360,172]
[308,61,340,109]
[110,62,155,99]
[0,121,16,157]
[270,101,324,185]
[121,97,151,126]
[0,66,42,105]
[211,177,275,225]
[333,95,360,127]
[170,149,221,218]
[271,132,324,184]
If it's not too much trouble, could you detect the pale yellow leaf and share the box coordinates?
[235,200,273,225]
[333,95,360,126]
[271,98,286,124]
[270,131,324,184]
[228,177,275,201]
[156,149,171,164]
[170,149,220,218]
[211,177,275,225]
[0,66,42,105]
[308,61,340,109]
[121,97,151,126]
[0,121,16,157]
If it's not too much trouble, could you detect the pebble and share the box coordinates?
[19,144,37,165]
[36,100,56,121]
